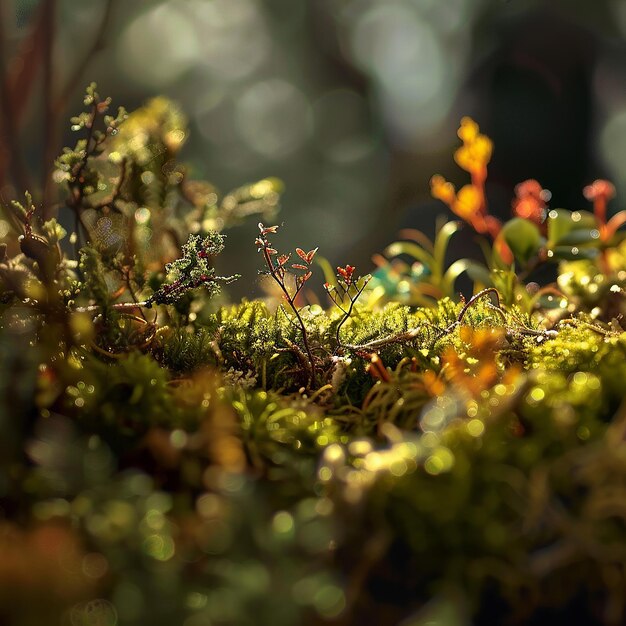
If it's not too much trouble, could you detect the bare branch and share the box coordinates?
[0,2,30,192]
[53,0,118,115]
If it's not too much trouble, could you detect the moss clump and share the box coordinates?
[2,92,626,626]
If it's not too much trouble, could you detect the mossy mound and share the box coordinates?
[1,87,626,626]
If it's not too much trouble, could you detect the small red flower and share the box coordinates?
[337,265,355,283]
[512,179,547,225]
[584,179,615,226]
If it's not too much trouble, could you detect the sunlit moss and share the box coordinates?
[5,84,626,626]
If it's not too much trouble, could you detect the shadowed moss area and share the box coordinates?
[2,87,626,626]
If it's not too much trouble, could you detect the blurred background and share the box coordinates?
[2,0,626,296]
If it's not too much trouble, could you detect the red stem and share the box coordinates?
[263,245,316,388]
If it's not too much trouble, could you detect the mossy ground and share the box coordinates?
[1,90,626,626]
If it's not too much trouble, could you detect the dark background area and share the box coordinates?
[2,0,626,296]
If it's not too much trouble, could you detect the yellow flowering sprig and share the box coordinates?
[430,117,500,238]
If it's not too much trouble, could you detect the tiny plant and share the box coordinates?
[256,222,318,386]
[324,265,371,348]
[147,232,239,306]
[55,82,127,251]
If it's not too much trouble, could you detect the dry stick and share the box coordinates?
[7,3,47,126]
[74,301,150,314]
[0,0,85,199]
[456,287,502,324]
[40,0,56,213]
[345,287,557,356]
[343,326,436,352]
[0,5,30,193]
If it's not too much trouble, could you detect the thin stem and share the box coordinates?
[74,301,150,314]
[263,245,316,388]
[66,101,101,249]
[343,325,436,352]
[40,0,56,214]
[456,287,502,324]
[91,158,127,210]
[41,0,117,218]
[335,281,368,348]
[124,266,147,322]
[73,211,81,258]
[277,304,300,330]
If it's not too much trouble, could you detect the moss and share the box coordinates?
[4,89,626,626]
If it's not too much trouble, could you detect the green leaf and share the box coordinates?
[433,221,462,281]
[464,261,493,288]
[553,229,599,246]
[548,245,599,261]
[384,241,435,269]
[547,209,597,246]
[313,254,337,288]
[441,259,474,296]
[500,218,543,265]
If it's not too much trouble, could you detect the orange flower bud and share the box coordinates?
[453,185,481,220]
[457,117,479,143]
[454,118,492,180]
[513,197,544,223]
[430,175,456,206]
[583,179,615,203]
[515,179,544,199]
[584,179,615,226]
